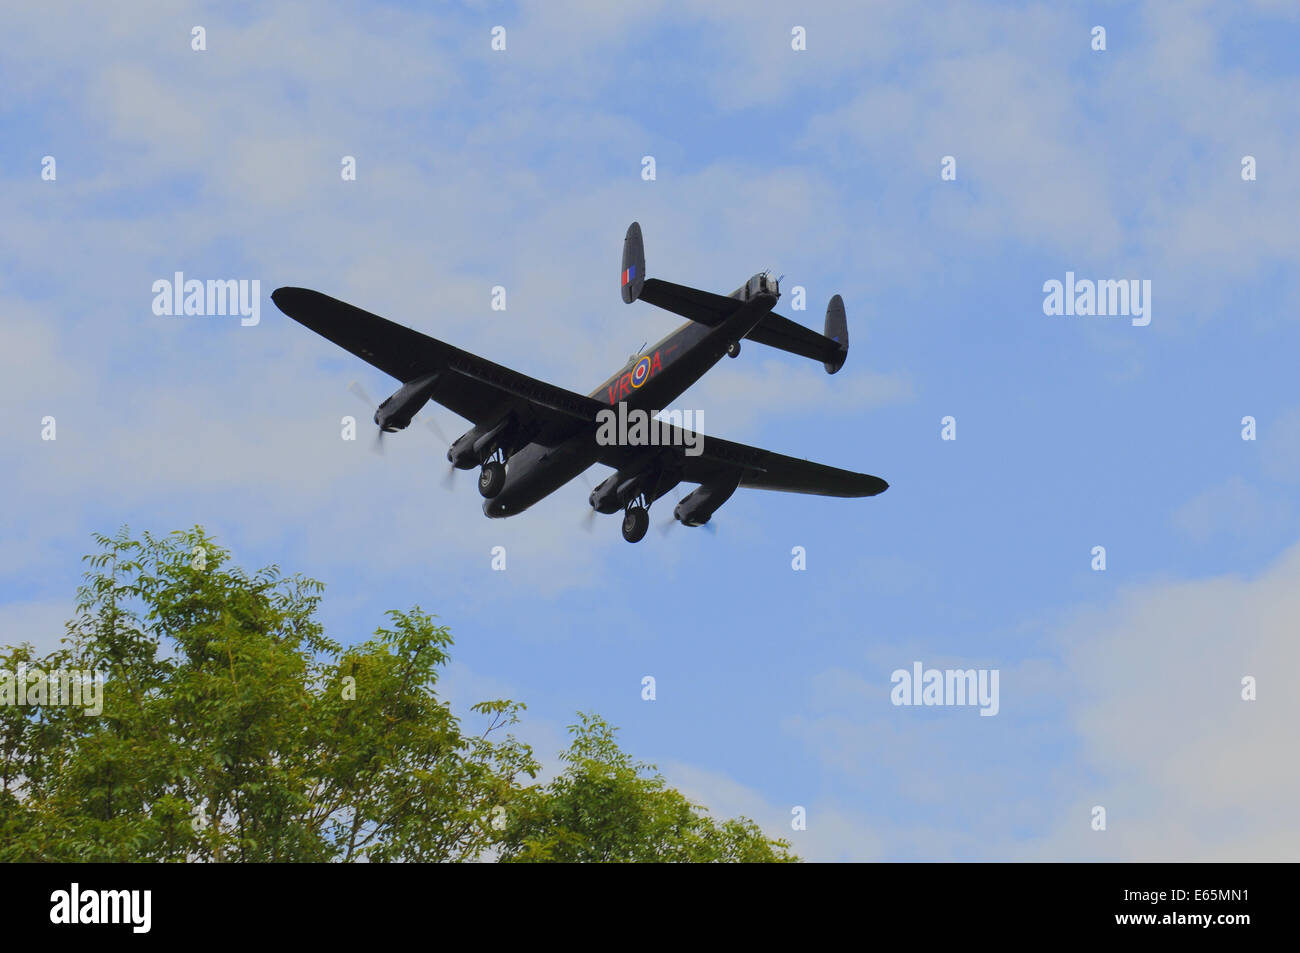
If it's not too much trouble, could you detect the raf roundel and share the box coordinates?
[630,355,651,388]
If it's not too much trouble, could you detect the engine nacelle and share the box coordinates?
[374,371,439,433]
[447,430,479,469]
[589,473,624,514]
[447,415,516,470]
[590,462,681,514]
[673,478,739,527]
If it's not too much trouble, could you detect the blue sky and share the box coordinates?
[3,0,1299,860]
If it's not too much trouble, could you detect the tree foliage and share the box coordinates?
[0,528,794,863]
[498,713,795,862]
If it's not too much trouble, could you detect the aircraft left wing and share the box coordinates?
[272,287,604,436]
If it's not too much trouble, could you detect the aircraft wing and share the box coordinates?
[684,433,888,497]
[595,427,887,498]
[271,287,604,435]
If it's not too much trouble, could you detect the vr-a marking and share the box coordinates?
[270,221,887,544]
[608,350,661,402]
[631,355,651,387]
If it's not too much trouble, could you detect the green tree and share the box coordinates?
[498,713,795,863]
[0,527,795,863]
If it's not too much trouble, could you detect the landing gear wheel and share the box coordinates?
[726,341,741,358]
[621,506,650,543]
[478,461,506,499]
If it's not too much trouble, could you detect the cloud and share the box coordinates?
[785,539,1300,860]
[662,758,884,862]
[0,599,75,658]
[1171,476,1291,545]
[1260,407,1300,484]
[1036,539,1300,860]
[5,0,1300,864]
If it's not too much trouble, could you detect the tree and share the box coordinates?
[0,528,795,862]
[499,713,795,862]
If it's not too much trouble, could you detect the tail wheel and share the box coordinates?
[726,341,741,358]
[621,506,649,543]
[478,461,506,499]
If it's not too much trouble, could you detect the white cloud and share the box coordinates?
[1171,476,1291,544]
[785,539,1300,860]
[1261,407,1300,484]
[1034,540,1300,860]
[663,758,884,862]
[0,599,75,657]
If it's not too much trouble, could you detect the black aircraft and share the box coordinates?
[271,222,887,543]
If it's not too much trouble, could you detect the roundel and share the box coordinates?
[630,355,652,388]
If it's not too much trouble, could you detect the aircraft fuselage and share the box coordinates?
[482,289,778,517]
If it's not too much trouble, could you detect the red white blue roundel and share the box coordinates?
[630,355,651,388]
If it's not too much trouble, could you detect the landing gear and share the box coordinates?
[621,505,649,543]
[726,341,741,358]
[478,460,506,498]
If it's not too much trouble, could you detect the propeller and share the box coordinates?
[657,486,718,536]
[347,379,375,408]
[577,469,598,532]
[347,381,385,455]
[657,486,682,535]
[348,380,457,480]
[662,515,718,535]
[421,417,459,489]
[423,415,451,446]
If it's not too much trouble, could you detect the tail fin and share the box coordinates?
[621,222,646,303]
[823,294,848,374]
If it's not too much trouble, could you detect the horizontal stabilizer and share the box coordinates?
[622,220,741,323]
[638,278,739,325]
[618,220,850,375]
[743,295,849,374]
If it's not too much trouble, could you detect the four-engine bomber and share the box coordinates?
[272,221,887,543]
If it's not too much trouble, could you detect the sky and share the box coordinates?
[2,0,1299,861]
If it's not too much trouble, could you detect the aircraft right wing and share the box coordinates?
[681,433,888,497]
[594,425,887,498]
